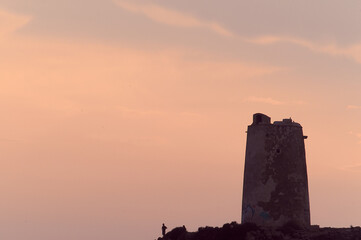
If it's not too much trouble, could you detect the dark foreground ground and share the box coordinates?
[158,222,361,240]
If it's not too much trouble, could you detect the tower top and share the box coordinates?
[252,113,301,127]
[252,113,271,125]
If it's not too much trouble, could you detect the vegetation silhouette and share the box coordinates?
[158,222,361,240]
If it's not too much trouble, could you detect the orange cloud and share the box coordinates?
[0,9,31,39]
[0,35,281,117]
[347,105,361,109]
[244,97,305,106]
[348,131,361,144]
[113,0,233,37]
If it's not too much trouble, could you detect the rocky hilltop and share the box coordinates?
[158,222,361,240]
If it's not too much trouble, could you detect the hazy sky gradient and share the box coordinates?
[1,1,361,239]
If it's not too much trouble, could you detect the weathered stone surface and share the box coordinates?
[242,113,310,227]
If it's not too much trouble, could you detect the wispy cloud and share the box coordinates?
[339,163,361,172]
[248,35,361,65]
[116,106,204,120]
[348,131,361,144]
[0,9,31,38]
[244,97,306,106]
[347,105,361,109]
[244,96,306,106]
[113,0,233,37]
[245,96,285,105]
[115,1,361,65]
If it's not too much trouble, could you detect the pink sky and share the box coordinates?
[1,1,361,239]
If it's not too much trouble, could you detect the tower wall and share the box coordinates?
[242,113,310,227]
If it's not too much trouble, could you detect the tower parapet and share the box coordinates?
[242,113,310,227]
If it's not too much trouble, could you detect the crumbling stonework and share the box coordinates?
[242,113,310,227]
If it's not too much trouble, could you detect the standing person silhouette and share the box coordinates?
[162,223,167,236]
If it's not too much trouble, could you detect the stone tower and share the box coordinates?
[241,113,310,227]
